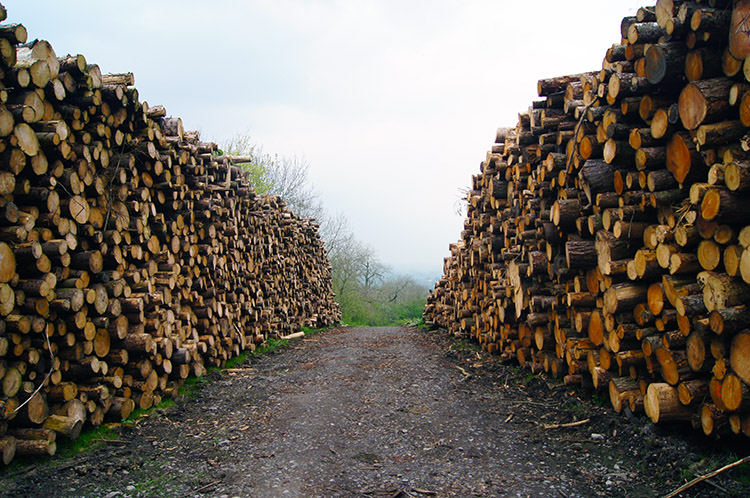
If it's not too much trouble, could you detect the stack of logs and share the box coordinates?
[425,0,750,437]
[0,6,340,464]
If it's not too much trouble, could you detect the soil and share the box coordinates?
[2,326,749,498]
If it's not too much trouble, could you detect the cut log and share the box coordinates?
[645,382,695,422]
[0,436,16,465]
[678,78,734,130]
[42,414,82,440]
[730,330,750,386]
[722,372,750,411]
[666,132,702,184]
[730,1,750,59]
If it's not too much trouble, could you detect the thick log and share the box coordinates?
[14,439,55,457]
[701,403,729,436]
[0,436,16,465]
[565,239,597,269]
[596,230,635,275]
[724,161,750,192]
[709,306,750,335]
[685,47,723,82]
[678,379,709,406]
[730,1,750,59]
[678,77,734,130]
[696,121,746,148]
[701,187,750,223]
[699,271,750,312]
[666,131,703,184]
[722,372,750,412]
[42,414,82,440]
[730,330,750,386]
[609,377,641,414]
[603,283,648,314]
[645,42,687,84]
[645,382,695,422]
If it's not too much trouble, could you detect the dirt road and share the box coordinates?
[2,326,749,497]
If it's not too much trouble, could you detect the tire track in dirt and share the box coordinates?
[230,326,580,497]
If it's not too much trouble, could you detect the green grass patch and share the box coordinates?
[697,453,750,485]
[449,339,480,352]
[224,351,249,369]
[732,460,750,484]
[130,471,173,496]
[301,323,337,337]
[591,391,611,408]
[253,337,288,355]
[55,424,120,459]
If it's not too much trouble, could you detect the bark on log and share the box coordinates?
[678,77,734,130]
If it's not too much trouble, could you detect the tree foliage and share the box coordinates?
[221,133,429,326]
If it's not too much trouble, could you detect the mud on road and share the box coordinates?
[2,326,749,497]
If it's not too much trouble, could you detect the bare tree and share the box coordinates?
[265,154,324,220]
[318,211,350,257]
[328,231,367,297]
[360,248,388,290]
[220,133,323,219]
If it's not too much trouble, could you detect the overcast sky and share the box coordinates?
[7,1,641,278]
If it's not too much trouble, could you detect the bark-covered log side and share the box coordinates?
[0,11,341,464]
[425,1,750,439]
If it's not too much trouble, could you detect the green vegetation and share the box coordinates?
[56,425,120,459]
[336,274,428,326]
[686,453,750,485]
[130,472,173,496]
[562,397,590,420]
[302,324,337,336]
[733,460,750,484]
[449,339,481,352]
[591,391,611,408]
[255,337,288,354]
[218,133,323,219]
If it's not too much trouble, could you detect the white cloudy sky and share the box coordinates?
[7,1,641,277]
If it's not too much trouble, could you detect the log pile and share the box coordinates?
[0,7,340,464]
[425,0,750,437]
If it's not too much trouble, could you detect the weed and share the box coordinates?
[680,466,694,482]
[591,392,611,408]
[254,337,288,355]
[733,461,750,485]
[704,452,750,485]
[55,425,119,458]
[224,351,249,369]
[301,323,337,337]
[523,372,538,384]
[563,399,590,420]
[130,471,174,497]
[449,339,480,352]
[399,317,424,327]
